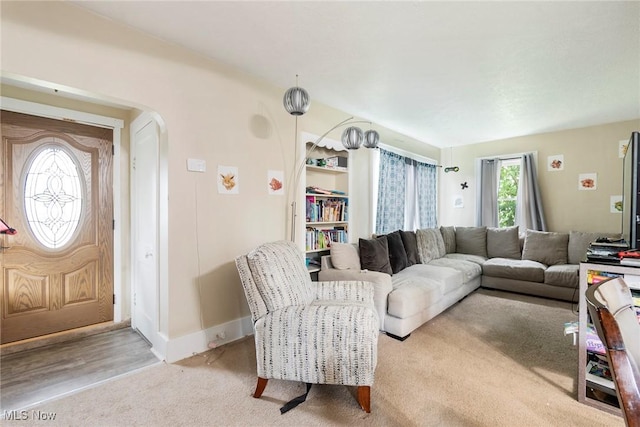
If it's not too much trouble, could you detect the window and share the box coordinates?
[497,159,521,227]
[374,148,437,234]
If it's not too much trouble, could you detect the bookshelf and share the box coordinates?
[299,136,350,276]
[578,262,640,416]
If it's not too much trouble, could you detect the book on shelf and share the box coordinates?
[305,226,348,251]
[306,197,348,223]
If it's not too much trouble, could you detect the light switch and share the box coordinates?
[187,158,206,172]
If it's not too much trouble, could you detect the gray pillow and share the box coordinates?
[400,230,419,266]
[329,242,361,270]
[416,228,446,263]
[440,226,456,253]
[487,226,521,259]
[522,230,569,266]
[455,226,488,258]
[359,236,392,275]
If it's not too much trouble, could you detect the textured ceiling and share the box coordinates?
[71,1,640,147]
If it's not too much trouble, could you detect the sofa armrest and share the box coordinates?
[318,267,392,331]
[313,280,375,304]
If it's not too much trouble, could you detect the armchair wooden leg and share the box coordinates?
[253,377,268,398]
[357,386,371,413]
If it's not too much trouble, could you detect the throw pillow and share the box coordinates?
[522,230,569,265]
[387,230,410,273]
[400,230,419,266]
[455,226,488,258]
[440,226,456,253]
[416,228,446,263]
[329,242,361,270]
[487,226,521,259]
[359,236,393,275]
[567,231,621,264]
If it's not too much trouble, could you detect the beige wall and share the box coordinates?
[439,119,640,233]
[0,2,434,342]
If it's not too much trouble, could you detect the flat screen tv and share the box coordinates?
[622,131,640,249]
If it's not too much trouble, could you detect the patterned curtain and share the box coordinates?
[376,149,406,234]
[415,160,438,229]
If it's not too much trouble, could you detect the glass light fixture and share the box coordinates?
[363,130,380,149]
[341,126,363,150]
[283,86,310,116]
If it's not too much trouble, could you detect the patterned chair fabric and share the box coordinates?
[236,240,379,389]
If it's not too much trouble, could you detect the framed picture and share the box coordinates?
[578,173,597,191]
[610,195,622,213]
[547,155,564,171]
[218,165,239,194]
[267,170,284,195]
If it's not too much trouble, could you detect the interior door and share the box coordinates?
[0,110,114,344]
[131,118,159,344]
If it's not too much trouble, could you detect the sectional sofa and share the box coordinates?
[319,226,607,340]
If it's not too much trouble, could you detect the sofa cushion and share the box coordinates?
[455,226,488,258]
[567,231,605,264]
[416,228,446,263]
[359,236,393,275]
[387,270,443,319]
[428,257,483,284]
[444,253,488,265]
[487,226,521,259]
[440,226,457,253]
[329,242,361,270]
[482,258,546,282]
[400,230,419,266]
[545,264,579,289]
[398,263,464,293]
[387,230,410,274]
[522,230,569,266]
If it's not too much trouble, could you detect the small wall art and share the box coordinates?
[218,165,239,194]
[610,195,623,213]
[453,195,464,208]
[578,173,597,191]
[619,139,629,158]
[267,170,284,195]
[547,155,564,171]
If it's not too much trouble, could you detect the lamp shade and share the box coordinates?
[363,130,380,149]
[341,126,363,150]
[283,86,310,116]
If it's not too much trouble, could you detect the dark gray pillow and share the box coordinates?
[487,226,521,259]
[359,236,392,274]
[455,226,488,258]
[522,230,569,266]
[387,230,409,273]
[400,230,419,266]
[440,226,456,253]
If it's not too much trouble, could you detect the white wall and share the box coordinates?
[0,1,436,358]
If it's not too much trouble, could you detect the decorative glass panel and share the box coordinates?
[24,146,83,249]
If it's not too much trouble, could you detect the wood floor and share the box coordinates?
[0,328,160,411]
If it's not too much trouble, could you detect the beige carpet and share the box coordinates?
[2,289,623,426]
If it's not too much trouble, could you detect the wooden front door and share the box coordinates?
[1,110,114,344]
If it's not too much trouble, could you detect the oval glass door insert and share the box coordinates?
[24,145,83,249]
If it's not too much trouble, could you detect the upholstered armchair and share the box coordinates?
[235,240,379,413]
[586,277,640,426]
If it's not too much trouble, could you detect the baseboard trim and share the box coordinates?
[162,316,254,363]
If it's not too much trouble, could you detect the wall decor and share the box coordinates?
[453,195,464,208]
[619,139,629,158]
[218,165,239,194]
[578,173,597,191]
[610,195,623,213]
[268,170,284,195]
[460,182,468,190]
[547,154,564,171]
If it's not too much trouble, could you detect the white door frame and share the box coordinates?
[0,96,126,321]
